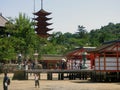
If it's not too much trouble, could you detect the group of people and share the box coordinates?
[3,73,40,90]
[67,60,83,70]
[24,61,35,70]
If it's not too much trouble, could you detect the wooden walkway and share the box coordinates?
[25,69,93,80]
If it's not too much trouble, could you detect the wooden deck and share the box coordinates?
[25,69,93,80]
[13,69,120,81]
[26,69,93,73]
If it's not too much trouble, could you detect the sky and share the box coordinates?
[0,0,120,33]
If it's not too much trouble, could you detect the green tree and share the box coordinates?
[0,13,41,61]
[75,25,88,39]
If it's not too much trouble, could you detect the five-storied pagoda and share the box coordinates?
[33,0,53,38]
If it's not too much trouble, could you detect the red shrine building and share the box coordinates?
[65,40,120,72]
[91,40,120,72]
[66,47,96,70]
[88,40,120,81]
[40,55,64,69]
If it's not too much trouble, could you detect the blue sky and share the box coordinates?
[0,0,120,33]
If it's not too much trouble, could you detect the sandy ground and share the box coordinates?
[0,73,120,90]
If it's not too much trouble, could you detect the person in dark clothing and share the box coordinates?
[80,63,82,69]
[3,73,9,90]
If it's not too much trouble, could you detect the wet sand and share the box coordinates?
[0,73,120,90]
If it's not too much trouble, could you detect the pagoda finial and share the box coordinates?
[41,0,43,9]
[33,0,35,13]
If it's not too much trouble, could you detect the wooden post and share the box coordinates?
[61,73,64,80]
[48,73,52,80]
[58,73,61,80]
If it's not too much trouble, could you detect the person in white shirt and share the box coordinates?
[34,73,39,88]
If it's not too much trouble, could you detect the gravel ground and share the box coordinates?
[0,73,120,90]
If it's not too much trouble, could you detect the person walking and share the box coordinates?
[34,73,39,88]
[3,73,10,90]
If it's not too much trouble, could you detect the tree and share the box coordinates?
[0,13,42,61]
[75,25,88,39]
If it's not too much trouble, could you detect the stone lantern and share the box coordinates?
[82,52,87,69]
[34,51,39,65]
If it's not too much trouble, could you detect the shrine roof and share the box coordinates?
[0,14,8,27]
[89,40,120,53]
[66,47,96,57]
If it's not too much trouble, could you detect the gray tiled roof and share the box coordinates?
[0,14,8,27]
[41,54,64,60]
[89,40,120,53]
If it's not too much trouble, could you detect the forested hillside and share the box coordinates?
[89,23,120,46]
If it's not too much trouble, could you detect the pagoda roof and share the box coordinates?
[35,28,53,32]
[34,9,51,16]
[36,22,53,26]
[34,17,52,21]
[37,33,52,38]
